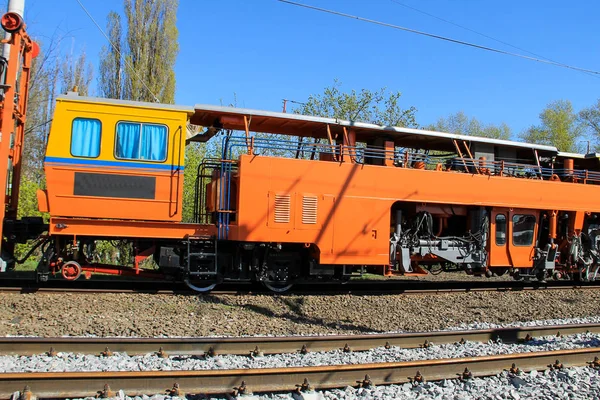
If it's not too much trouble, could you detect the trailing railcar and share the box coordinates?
[12,93,600,291]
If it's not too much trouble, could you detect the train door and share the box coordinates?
[490,208,538,268]
[490,209,510,267]
[507,209,538,268]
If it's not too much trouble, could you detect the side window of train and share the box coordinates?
[495,214,506,245]
[71,118,101,158]
[512,214,536,246]
[115,121,168,162]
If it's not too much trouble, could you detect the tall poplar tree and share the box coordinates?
[99,0,179,103]
[60,50,93,96]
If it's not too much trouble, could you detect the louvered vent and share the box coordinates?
[274,194,291,223]
[302,195,318,224]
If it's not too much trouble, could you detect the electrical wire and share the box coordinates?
[277,0,600,76]
[73,0,161,102]
[387,0,598,79]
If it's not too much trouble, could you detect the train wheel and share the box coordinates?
[262,281,294,293]
[184,278,217,293]
[61,261,82,281]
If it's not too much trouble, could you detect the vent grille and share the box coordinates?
[302,195,318,224]
[274,194,291,223]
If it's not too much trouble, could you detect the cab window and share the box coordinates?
[71,118,101,158]
[115,122,168,162]
[512,214,536,246]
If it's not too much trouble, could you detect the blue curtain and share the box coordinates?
[116,122,141,159]
[71,118,101,157]
[141,124,167,161]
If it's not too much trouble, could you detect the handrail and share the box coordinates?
[220,136,600,185]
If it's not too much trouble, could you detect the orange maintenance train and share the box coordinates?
[2,6,600,292]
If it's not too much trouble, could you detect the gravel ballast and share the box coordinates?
[2,289,600,337]
[1,332,599,372]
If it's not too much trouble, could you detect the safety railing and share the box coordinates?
[220,135,600,185]
[194,158,221,224]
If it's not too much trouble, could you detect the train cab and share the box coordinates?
[39,93,193,222]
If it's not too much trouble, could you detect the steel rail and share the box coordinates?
[2,280,600,296]
[1,347,599,398]
[1,323,599,356]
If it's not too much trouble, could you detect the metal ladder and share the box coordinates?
[216,158,235,240]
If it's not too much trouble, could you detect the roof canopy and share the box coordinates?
[191,104,559,155]
[58,93,570,157]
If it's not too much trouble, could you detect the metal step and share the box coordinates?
[189,252,216,257]
[189,271,218,276]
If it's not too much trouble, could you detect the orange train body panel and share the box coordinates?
[49,217,218,239]
[48,153,600,268]
[44,164,184,221]
[228,154,600,266]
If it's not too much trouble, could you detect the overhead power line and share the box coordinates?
[74,0,161,102]
[277,0,600,76]
[389,0,547,60]
[387,0,597,79]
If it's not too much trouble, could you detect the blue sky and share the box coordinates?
[21,0,600,136]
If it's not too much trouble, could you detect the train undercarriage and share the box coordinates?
[27,203,600,293]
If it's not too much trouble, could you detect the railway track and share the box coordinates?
[2,322,600,356]
[2,273,600,295]
[2,347,599,398]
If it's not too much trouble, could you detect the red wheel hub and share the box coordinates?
[61,261,82,281]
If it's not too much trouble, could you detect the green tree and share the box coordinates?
[520,100,584,152]
[429,111,511,140]
[295,79,418,127]
[578,99,600,137]
[60,49,93,96]
[24,38,93,183]
[181,143,206,223]
[23,42,59,183]
[99,0,179,103]
[98,11,123,99]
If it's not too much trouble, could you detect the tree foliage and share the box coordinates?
[24,38,93,183]
[429,111,511,140]
[60,50,93,96]
[99,0,179,103]
[520,100,584,152]
[578,99,600,137]
[23,42,59,183]
[294,80,418,128]
[181,143,206,223]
